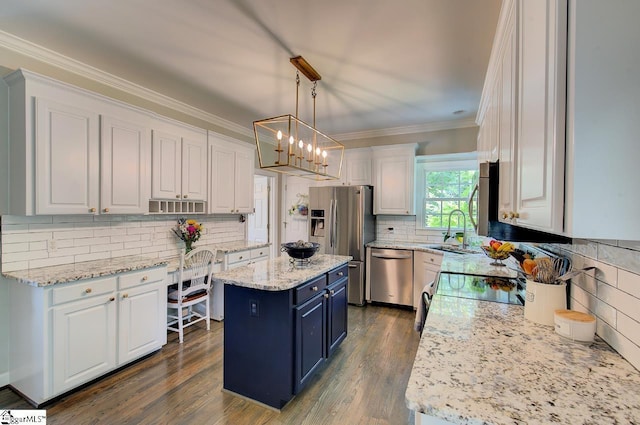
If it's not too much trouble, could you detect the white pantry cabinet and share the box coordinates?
[372,144,417,215]
[9,267,167,405]
[208,132,255,214]
[151,117,208,202]
[3,69,153,216]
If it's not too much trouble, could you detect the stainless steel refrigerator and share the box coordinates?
[309,185,375,306]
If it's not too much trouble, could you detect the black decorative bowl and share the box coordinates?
[281,242,321,259]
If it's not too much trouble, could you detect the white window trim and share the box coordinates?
[415,152,478,233]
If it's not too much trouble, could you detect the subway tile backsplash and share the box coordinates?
[545,239,640,371]
[0,214,245,272]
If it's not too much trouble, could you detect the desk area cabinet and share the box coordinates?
[9,266,167,406]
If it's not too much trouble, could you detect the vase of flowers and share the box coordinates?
[173,218,203,253]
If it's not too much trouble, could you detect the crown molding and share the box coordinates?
[333,117,477,141]
[0,30,253,138]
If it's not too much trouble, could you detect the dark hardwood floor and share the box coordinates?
[0,305,420,424]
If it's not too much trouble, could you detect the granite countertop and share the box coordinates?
[3,256,169,287]
[367,240,519,279]
[3,240,271,287]
[405,295,640,424]
[213,254,352,291]
[164,241,271,273]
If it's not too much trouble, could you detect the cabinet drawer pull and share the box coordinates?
[337,272,344,277]
[85,288,92,294]
[109,297,115,302]
[122,293,129,298]
[311,286,318,292]
[142,275,148,281]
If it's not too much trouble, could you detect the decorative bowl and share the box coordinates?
[281,242,321,259]
[481,246,510,266]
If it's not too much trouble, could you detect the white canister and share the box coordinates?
[524,279,567,326]
[554,310,596,342]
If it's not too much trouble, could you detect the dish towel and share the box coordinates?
[414,273,439,333]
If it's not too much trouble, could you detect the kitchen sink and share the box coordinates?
[424,245,481,255]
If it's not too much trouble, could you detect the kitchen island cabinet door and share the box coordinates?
[52,292,117,396]
[294,293,326,393]
[326,277,348,357]
[35,97,100,215]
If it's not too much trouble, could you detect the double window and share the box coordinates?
[415,154,478,231]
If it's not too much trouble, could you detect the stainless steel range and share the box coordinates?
[436,272,525,306]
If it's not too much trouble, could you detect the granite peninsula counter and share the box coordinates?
[406,295,640,424]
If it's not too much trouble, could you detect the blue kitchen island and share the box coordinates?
[213,254,351,409]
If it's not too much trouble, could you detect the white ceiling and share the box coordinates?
[0,0,501,139]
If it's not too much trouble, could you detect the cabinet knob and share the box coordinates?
[85,288,92,294]
[176,195,181,199]
[89,207,96,213]
[502,212,509,219]
[259,252,263,255]
[311,286,318,292]
[122,293,129,298]
[183,195,188,199]
[239,256,243,260]
[337,272,344,277]
[103,208,110,213]
[330,290,335,295]
[142,275,148,281]
[324,293,330,299]
[509,211,520,219]
[231,209,234,213]
[109,297,115,302]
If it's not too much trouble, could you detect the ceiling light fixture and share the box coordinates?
[253,56,344,180]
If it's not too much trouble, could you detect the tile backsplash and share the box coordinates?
[375,215,477,244]
[544,239,640,371]
[0,214,245,272]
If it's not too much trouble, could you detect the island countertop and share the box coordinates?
[213,254,352,291]
[405,294,640,424]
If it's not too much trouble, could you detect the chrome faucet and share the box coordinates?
[444,209,467,249]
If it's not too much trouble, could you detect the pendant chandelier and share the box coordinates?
[254,56,344,180]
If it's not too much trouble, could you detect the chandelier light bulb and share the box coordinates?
[298,140,304,148]
[276,130,282,141]
[289,136,294,145]
[307,143,312,153]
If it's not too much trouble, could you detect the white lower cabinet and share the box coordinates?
[413,251,443,309]
[9,267,167,406]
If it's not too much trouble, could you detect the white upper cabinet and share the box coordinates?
[100,115,151,214]
[4,69,153,215]
[372,144,416,215]
[478,0,638,239]
[208,132,255,214]
[35,97,100,215]
[344,148,372,186]
[151,118,207,201]
[563,0,640,239]
[514,0,566,233]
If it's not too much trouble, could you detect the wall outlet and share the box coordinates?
[47,239,57,252]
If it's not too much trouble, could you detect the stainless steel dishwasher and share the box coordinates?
[369,248,413,306]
